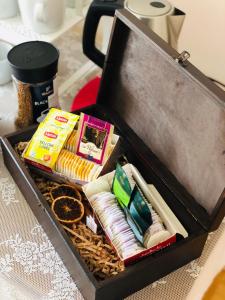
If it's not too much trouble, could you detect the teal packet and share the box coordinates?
[112,164,153,244]
[123,206,144,244]
[129,186,153,234]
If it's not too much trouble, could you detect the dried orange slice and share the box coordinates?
[50,184,82,202]
[51,196,84,223]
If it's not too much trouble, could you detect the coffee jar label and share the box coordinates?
[30,78,59,123]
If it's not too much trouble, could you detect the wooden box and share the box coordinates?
[1,9,225,300]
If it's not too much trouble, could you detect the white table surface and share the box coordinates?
[187,229,225,300]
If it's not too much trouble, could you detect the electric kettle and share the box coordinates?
[83,0,185,68]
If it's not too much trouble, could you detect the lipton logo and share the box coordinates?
[44,131,57,139]
[55,116,68,123]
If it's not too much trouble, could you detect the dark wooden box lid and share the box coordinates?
[97,9,225,232]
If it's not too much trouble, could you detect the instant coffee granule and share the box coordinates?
[15,81,33,128]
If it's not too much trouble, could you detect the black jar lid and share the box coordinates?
[8,41,59,84]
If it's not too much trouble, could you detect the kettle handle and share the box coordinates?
[83,0,124,68]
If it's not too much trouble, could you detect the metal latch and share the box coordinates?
[175,51,190,66]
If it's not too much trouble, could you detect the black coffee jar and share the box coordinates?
[8,41,60,128]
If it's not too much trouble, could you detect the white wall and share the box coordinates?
[172,0,225,85]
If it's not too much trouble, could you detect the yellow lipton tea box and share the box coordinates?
[23,108,79,171]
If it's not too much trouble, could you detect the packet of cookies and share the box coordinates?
[75,113,114,165]
[23,108,79,172]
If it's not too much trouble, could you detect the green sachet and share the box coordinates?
[112,163,132,207]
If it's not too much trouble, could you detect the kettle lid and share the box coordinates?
[125,0,173,17]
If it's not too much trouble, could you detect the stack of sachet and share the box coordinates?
[89,191,144,259]
[55,149,102,182]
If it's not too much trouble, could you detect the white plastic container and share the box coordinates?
[0,41,12,85]
[0,0,18,19]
